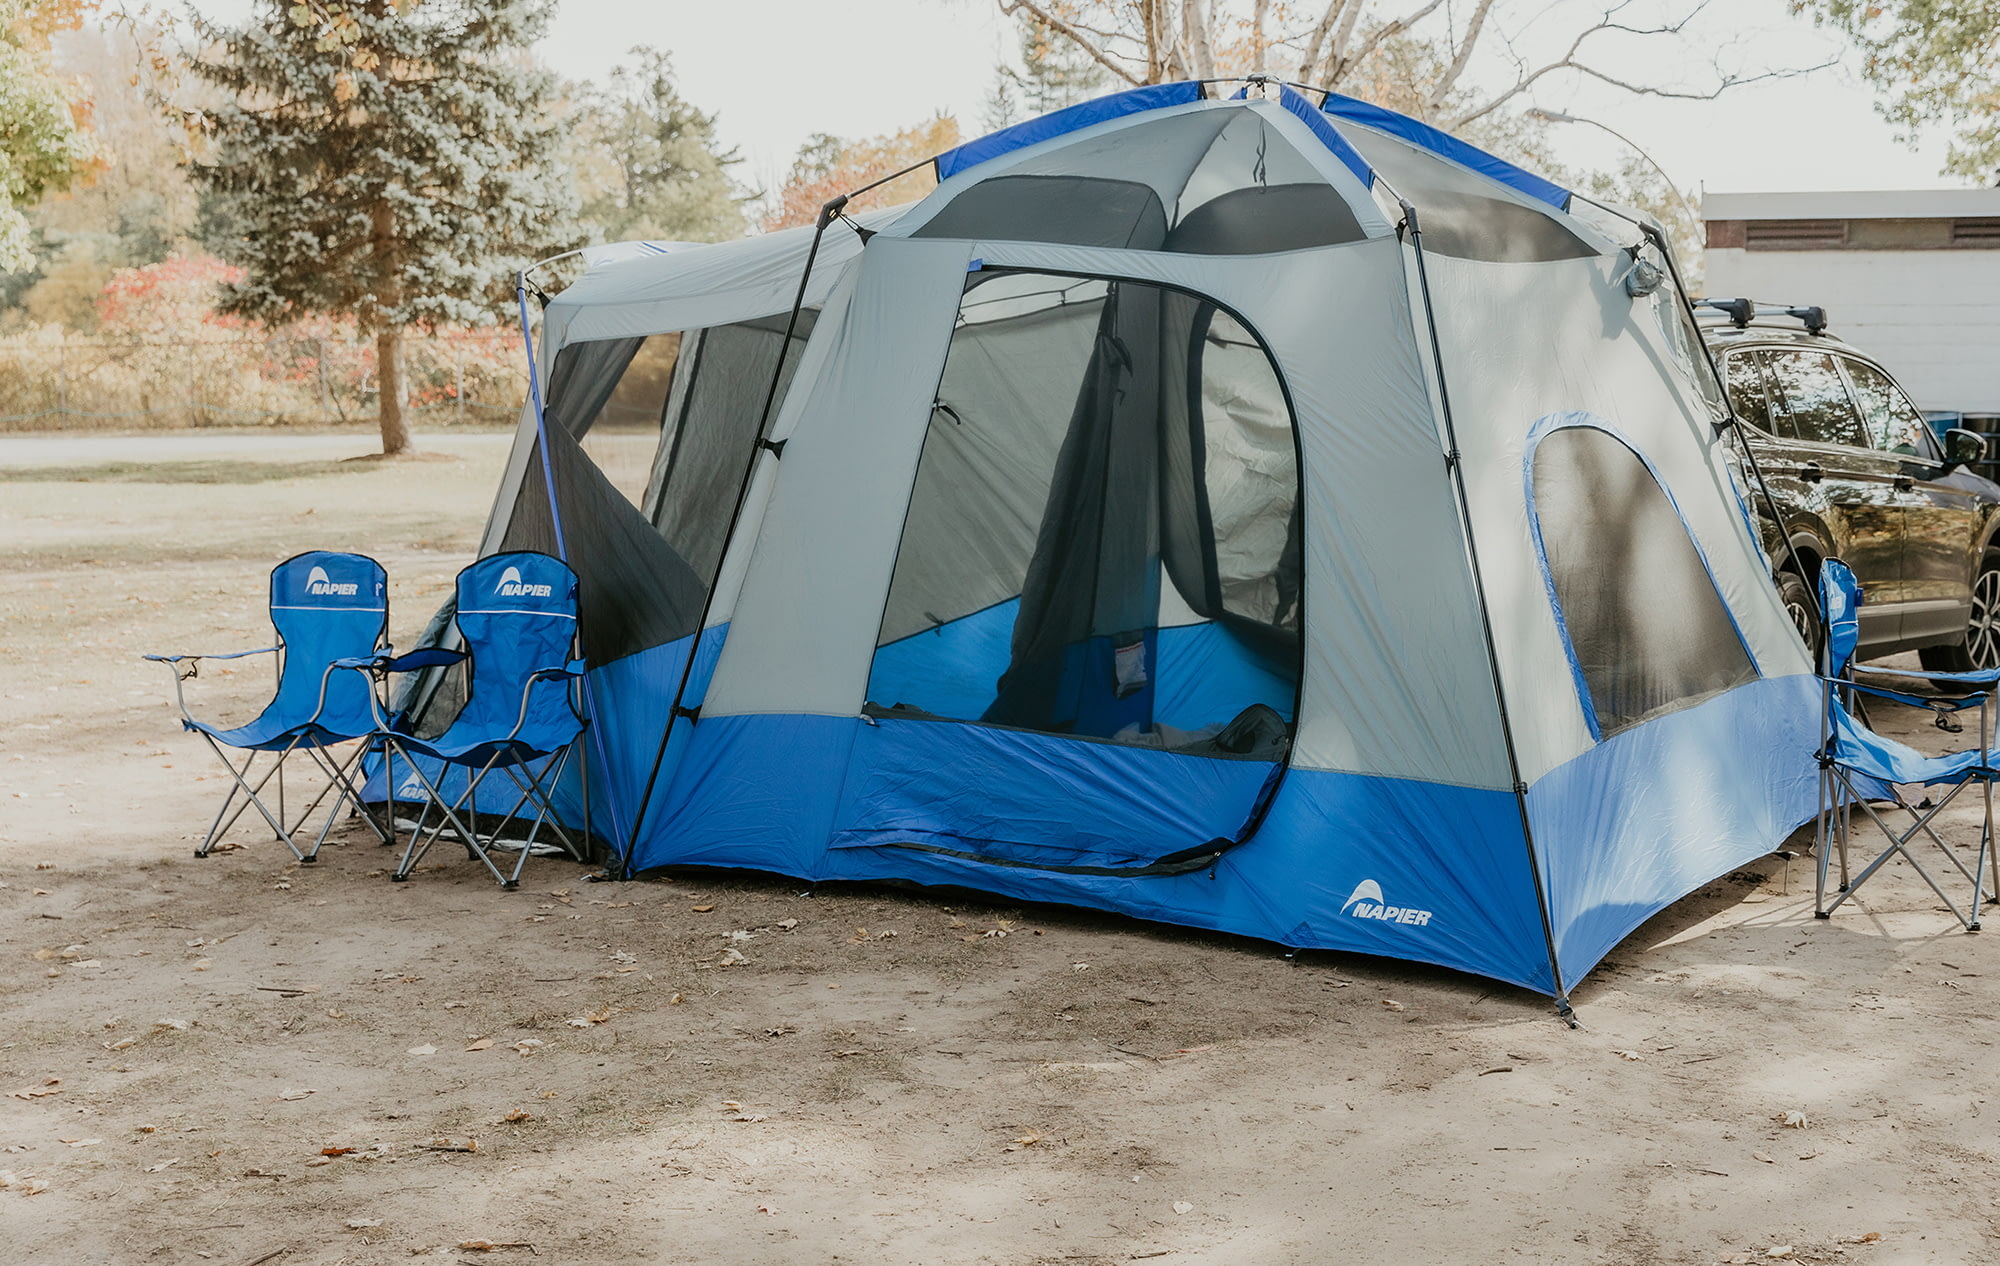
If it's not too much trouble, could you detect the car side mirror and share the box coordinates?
[1943,427,1988,472]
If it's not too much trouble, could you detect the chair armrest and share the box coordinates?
[381,647,467,673]
[144,646,281,725]
[143,646,279,665]
[1848,680,1987,711]
[1862,662,2000,687]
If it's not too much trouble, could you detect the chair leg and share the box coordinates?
[196,733,309,858]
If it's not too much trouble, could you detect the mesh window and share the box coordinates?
[498,310,817,665]
[912,107,1364,255]
[1341,127,1594,263]
[644,310,818,612]
[1534,426,1758,736]
[1764,349,1866,448]
[543,334,682,506]
[870,270,1300,753]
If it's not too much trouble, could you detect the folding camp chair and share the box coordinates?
[145,550,392,862]
[1814,560,1999,930]
[346,551,590,888]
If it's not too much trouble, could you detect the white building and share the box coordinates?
[1702,189,2000,424]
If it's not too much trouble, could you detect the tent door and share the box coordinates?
[830,268,1302,873]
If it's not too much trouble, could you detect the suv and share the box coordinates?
[1696,299,2000,672]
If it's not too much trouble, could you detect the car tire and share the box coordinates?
[1776,569,1821,667]
[1919,551,2000,678]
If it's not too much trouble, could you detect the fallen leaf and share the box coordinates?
[424,1137,478,1153]
[1381,999,1405,1012]
[1752,1151,1776,1164]
[776,918,798,931]
[465,1038,495,1052]
[407,1044,437,1057]
[502,1109,534,1123]
[320,1146,355,1157]
[344,1218,382,1229]
[278,1088,315,1101]
[1172,1200,1194,1215]
[1767,1248,1794,1259]
[58,1138,102,1147]
[9,1081,61,1100]
[1777,1109,1808,1128]
[719,947,747,967]
[144,1158,180,1172]
[691,904,715,913]
[1613,1049,1644,1061]
[1004,1131,1042,1152]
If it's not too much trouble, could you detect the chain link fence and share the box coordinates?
[0,330,529,431]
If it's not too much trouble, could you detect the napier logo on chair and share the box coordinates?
[495,565,553,599]
[305,565,359,597]
[1341,879,1434,927]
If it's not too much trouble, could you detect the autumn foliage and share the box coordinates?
[763,115,961,231]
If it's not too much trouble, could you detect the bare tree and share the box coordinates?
[993,0,1832,129]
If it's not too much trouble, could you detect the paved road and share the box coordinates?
[0,429,515,467]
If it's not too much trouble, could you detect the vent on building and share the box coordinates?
[1953,218,2000,246]
[1745,219,1847,249]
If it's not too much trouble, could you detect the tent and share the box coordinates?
[381,81,1819,1006]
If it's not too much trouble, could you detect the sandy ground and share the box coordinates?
[3,430,2000,1266]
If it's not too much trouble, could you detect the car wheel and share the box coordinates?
[1776,569,1821,666]
[1919,552,2000,677]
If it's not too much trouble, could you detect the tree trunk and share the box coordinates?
[376,325,412,456]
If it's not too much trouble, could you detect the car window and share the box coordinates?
[1724,351,1779,434]
[1844,357,1937,459]
[1764,350,1867,448]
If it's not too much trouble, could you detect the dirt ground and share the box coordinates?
[4,429,2000,1266]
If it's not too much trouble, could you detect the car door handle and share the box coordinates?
[1798,463,1824,483]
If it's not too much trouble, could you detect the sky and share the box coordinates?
[186,0,1969,200]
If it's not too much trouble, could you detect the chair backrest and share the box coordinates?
[269,550,388,734]
[1817,559,1862,679]
[453,551,581,740]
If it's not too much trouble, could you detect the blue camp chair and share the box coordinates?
[346,551,590,888]
[145,550,391,862]
[1814,560,1999,929]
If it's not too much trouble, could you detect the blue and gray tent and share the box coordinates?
[375,82,1818,1007]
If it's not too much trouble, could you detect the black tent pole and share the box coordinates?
[1397,196,1573,1022]
[617,195,851,875]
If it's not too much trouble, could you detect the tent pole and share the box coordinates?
[1398,198,1573,1022]
[515,278,631,860]
[619,195,852,875]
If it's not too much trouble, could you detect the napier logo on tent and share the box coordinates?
[1341,879,1434,927]
[305,565,359,597]
[495,566,553,599]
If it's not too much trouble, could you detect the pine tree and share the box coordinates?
[575,47,749,246]
[185,0,580,455]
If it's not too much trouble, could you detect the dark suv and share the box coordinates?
[1697,300,2000,672]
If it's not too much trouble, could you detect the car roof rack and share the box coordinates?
[1692,297,1829,336]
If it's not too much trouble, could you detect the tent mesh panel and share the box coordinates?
[1532,425,1758,736]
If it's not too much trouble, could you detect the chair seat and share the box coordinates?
[188,711,371,752]
[392,722,579,769]
[1828,706,1995,787]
